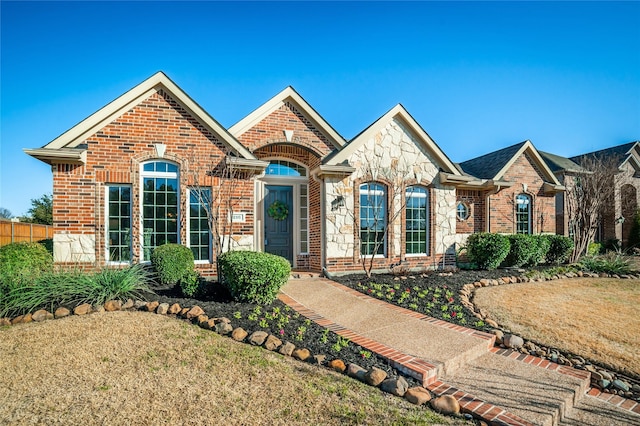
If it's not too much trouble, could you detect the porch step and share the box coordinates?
[559,395,640,426]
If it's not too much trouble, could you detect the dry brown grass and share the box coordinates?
[0,311,466,426]
[473,278,640,374]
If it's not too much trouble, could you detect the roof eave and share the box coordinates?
[310,164,356,179]
[24,148,87,165]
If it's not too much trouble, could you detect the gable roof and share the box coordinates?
[228,86,346,149]
[25,72,257,164]
[570,141,640,170]
[538,151,588,174]
[324,104,460,175]
[459,140,561,186]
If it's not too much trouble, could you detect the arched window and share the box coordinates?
[406,186,429,255]
[141,161,179,260]
[360,182,386,256]
[265,160,307,177]
[515,194,532,234]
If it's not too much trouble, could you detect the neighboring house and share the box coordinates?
[452,141,564,246]
[543,142,640,248]
[25,72,568,275]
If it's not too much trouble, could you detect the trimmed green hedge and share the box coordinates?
[219,251,290,304]
[627,209,640,250]
[150,244,198,296]
[466,233,510,270]
[544,234,574,264]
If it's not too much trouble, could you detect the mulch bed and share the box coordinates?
[152,269,514,387]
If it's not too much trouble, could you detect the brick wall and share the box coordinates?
[53,90,256,274]
[487,152,556,234]
[456,189,485,234]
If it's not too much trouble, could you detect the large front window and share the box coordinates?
[141,161,179,260]
[516,194,532,234]
[406,186,428,255]
[360,182,387,256]
[106,185,131,263]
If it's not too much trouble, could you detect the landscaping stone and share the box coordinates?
[612,379,630,392]
[156,303,169,315]
[364,367,387,386]
[292,348,311,361]
[347,363,367,382]
[380,376,408,397]
[179,307,190,317]
[491,329,504,345]
[74,303,92,316]
[485,319,498,328]
[328,359,346,373]
[430,395,460,415]
[197,314,209,326]
[167,303,181,315]
[264,335,282,351]
[134,300,147,310]
[312,354,326,365]
[231,327,248,342]
[104,300,121,312]
[54,307,70,319]
[598,370,613,381]
[278,341,295,356]
[145,301,159,312]
[32,310,53,322]
[186,306,204,319]
[11,314,32,324]
[503,334,524,349]
[404,386,431,405]
[0,318,11,326]
[122,299,134,310]
[248,331,268,346]
[215,322,233,335]
[93,304,105,314]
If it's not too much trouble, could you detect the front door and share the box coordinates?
[264,185,293,264]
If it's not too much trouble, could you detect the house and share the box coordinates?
[25,72,567,276]
[453,141,564,247]
[542,142,640,248]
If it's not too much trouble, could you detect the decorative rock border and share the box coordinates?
[0,299,473,423]
[459,270,640,407]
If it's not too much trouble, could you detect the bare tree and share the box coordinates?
[565,154,621,262]
[0,207,13,219]
[185,151,249,273]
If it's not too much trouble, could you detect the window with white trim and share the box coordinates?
[456,202,470,221]
[106,185,132,262]
[515,194,532,234]
[188,188,212,262]
[360,182,387,256]
[406,186,429,255]
[141,161,179,260]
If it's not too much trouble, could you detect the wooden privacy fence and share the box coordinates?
[0,220,53,247]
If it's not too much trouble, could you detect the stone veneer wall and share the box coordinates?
[324,118,457,273]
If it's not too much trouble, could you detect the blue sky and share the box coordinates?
[1,1,639,216]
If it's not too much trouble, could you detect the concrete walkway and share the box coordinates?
[279,277,640,426]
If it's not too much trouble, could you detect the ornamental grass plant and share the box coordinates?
[0,264,152,317]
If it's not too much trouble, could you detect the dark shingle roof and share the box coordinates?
[569,142,638,167]
[458,141,527,179]
[538,151,587,174]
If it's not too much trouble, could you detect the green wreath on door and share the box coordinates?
[267,200,289,221]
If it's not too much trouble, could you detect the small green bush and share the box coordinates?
[0,242,53,291]
[529,235,551,266]
[179,269,201,298]
[502,234,534,268]
[587,242,602,256]
[219,251,290,304]
[579,253,631,275]
[544,235,574,264]
[627,209,640,250]
[466,233,510,270]
[150,244,195,287]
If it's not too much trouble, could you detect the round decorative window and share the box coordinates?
[456,202,470,221]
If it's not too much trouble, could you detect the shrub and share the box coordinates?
[502,234,534,268]
[466,233,510,270]
[0,242,53,291]
[579,253,631,275]
[219,251,290,304]
[0,265,151,317]
[544,235,574,264]
[179,269,202,298]
[150,244,195,287]
[627,209,640,250]
[529,235,551,266]
[587,242,602,256]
